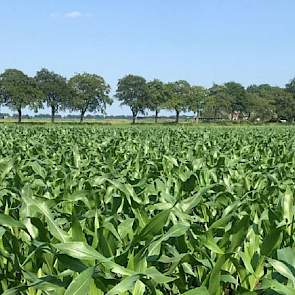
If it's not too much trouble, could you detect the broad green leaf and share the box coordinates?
[278,247,295,268]
[54,242,110,262]
[261,228,282,257]
[54,242,133,276]
[30,161,46,179]
[0,158,13,181]
[107,275,140,295]
[57,254,87,273]
[132,280,146,295]
[65,267,94,295]
[208,255,227,294]
[262,278,295,295]
[229,215,250,252]
[144,267,174,283]
[282,187,293,230]
[182,287,210,295]
[0,213,24,228]
[165,223,190,238]
[209,213,233,230]
[148,223,189,256]
[73,145,81,169]
[71,218,85,242]
[268,258,295,283]
[33,201,70,242]
[136,210,170,241]
[66,191,91,208]
[203,236,224,254]
[2,288,19,295]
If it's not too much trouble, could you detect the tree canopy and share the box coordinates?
[0,69,43,122]
[204,84,230,119]
[224,82,248,118]
[187,86,207,119]
[165,80,191,123]
[0,68,295,123]
[116,75,148,123]
[146,79,166,122]
[35,68,70,122]
[68,73,112,122]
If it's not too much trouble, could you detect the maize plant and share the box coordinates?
[0,125,295,294]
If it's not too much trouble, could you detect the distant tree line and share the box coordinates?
[0,68,295,123]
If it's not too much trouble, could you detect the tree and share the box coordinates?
[116,75,148,124]
[286,77,295,95]
[165,80,191,123]
[146,79,166,123]
[68,73,112,123]
[187,86,207,122]
[247,84,276,121]
[284,78,295,121]
[35,68,70,123]
[204,84,231,119]
[271,87,295,122]
[0,69,43,123]
[224,82,247,119]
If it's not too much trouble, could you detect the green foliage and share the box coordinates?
[1,68,295,123]
[187,85,207,116]
[286,78,295,95]
[247,84,295,121]
[0,69,43,122]
[224,81,248,115]
[35,68,70,122]
[68,73,112,122]
[165,80,191,122]
[204,84,231,118]
[116,74,148,123]
[272,87,295,122]
[146,79,166,122]
[1,125,295,294]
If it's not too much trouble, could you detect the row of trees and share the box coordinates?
[117,76,295,123]
[0,69,111,123]
[0,68,295,123]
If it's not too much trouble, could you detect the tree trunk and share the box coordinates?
[193,112,197,123]
[132,110,137,124]
[175,110,180,123]
[80,109,86,123]
[196,110,201,123]
[17,108,22,123]
[51,106,55,123]
[155,109,159,123]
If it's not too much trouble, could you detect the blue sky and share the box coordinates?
[0,0,294,116]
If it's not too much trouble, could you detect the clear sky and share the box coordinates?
[0,0,294,116]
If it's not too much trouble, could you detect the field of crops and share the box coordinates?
[1,125,295,294]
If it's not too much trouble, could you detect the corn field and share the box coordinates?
[1,125,295,294]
